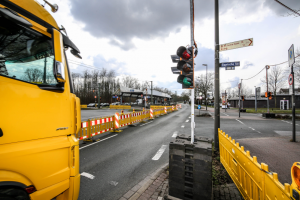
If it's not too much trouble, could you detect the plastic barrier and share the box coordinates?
[81,105,87,108]
[109,105,131,109]
[77,106,178,141]
[219,129,295,200]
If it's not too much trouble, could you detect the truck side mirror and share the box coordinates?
[52,29,66,83]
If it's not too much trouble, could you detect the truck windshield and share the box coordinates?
[0,16,58,85]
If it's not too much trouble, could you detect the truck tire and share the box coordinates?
[0,187,29,200]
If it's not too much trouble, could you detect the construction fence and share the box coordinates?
[109,105,131,109]
[76,105,181,141]
[218,129,300,200]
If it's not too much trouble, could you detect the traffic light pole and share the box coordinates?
[151,81,153,104]
[190,0,195,144]
[255,87,257,112]
[239,86,240,118]
[214,0,220,151]
[241,79,243,109]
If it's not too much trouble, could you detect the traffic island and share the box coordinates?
[262,113,275,118]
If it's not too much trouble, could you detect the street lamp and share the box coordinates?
[202,64,208,110]
[254,86,257,112]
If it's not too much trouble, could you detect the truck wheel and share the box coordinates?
[0,187,29,200]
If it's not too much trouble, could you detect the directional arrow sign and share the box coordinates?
[220,38,253,52]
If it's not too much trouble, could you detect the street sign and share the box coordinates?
[198,105,201,109]
[289,74,293,85]
[130,89,134,92]
[220,38,253,52]
[225,66,235,70]
[256,87,261,99]
[288,44,295,68]
[220,61,240,67]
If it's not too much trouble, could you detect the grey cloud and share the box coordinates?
[70,0,300,50]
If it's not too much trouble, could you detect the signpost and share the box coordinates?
[220,38,253,52]
[288,44,296,142]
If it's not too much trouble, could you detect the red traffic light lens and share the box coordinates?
[177,46,191,60]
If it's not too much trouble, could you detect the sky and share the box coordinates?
[39,0,300,95]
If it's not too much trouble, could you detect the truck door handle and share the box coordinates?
[0,128,3,137]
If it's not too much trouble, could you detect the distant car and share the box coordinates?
[124,103,130,105]
[87,103,96,107]
[102,103,109,106]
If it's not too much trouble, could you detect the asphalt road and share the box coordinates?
[78,104,192,200]
[78,105,299,199]
[81,109,132,121]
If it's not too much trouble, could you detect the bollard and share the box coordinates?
[121,110,124,115]
[164,106,167,114]
[150,108,154,120]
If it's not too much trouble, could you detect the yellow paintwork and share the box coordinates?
[291,162,300,200]
[0,1,80,199]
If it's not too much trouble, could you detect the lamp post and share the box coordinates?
[202,64,208,110]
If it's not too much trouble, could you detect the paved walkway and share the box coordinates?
[120,164,244,200]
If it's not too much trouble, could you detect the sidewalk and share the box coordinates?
[120,163,244,200]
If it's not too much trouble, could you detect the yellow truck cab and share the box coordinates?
[0,0,81,199]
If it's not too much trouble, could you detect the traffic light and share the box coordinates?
[241,96,245,101]
[176,46,194,89]
[268,92,272,99]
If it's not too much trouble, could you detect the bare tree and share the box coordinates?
[22,68,43,83]
[260,65,286,108]
[195,72,214,102]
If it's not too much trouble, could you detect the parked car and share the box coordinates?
[102,103,109,106]
[87,103,96,107]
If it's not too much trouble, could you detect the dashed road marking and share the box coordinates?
[79,134,118,150]
[172,131,178,138]
[81,172,95,179]
[109,181,118,186]
[181,125,185,128]
[186,120,189,122]
[152,145,167,160]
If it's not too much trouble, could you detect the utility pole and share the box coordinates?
[190,0,195,144]
[238,83,241,118]
[255,86,257,112]
[202,64,208,110]
[266,66,269,113]
[214,0,220,150]
[98,83,101,108]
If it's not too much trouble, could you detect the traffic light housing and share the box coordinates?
[241,96,245,101]
[265,92,272,99]
[175,46,194,89]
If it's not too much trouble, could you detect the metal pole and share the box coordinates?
[266,66,269,113]
[255,86,257,112]
[151,81,153,104]
[239,85,240,118]
[98,83,101,108]
[292,67,296,142]
[214,0,220,150]
[225,90,226,112]
[43,57,47,83]
[241,79,243,109]
[206,64,208,110]
[190,0,195,144]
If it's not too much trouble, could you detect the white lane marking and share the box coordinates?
[189,117,191,118]
[81,172,95,179]
[79,134,118,150]
[186,120,189,122]
[172,131,178,138]
[181,125,185,128]
[109,181,118,186]
[152,145,167,160]
[223,113,229,116]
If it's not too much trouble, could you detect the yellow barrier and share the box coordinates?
[81,105,87,108]
[219,129,293,200]
[109,105,131,109]
[77,106,178,141]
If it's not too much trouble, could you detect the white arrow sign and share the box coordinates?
[220,38,253,52]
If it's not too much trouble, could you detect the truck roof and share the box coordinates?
[2,0,59,29]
